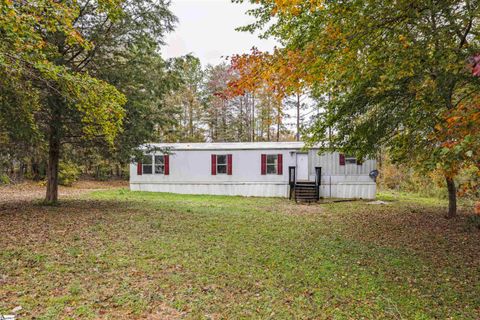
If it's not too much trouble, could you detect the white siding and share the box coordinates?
[309,151,376,176]
[130,182,289,197]
[131,149,293,184]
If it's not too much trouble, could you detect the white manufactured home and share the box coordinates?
[129,142,377,200]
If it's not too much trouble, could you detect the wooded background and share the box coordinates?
[0,0,478,215]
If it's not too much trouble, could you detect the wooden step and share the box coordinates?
[295,182,316,186]
[296,198,318,203]
[295,185,317,188]
[296,188,317,191]
[292,182,319,203]
[295,190,318,201]
[295,192,317,196]
[295,188,317,193]
[296,194,317,198]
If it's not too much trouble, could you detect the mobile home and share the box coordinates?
[129,142,377,200]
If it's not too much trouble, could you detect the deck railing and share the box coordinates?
[315,167,322,200]
[288,166,296,200]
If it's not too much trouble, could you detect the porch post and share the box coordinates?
[315,167,322,200]
[288,166,296,200]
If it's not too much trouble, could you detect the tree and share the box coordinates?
[94,38,181,165]
[163,55,206,142]
[0,0,176,202]
[73,0,177,164]
[0,0,126,202]
[205,63,242,142]
[226,47,317,142]
[285,92,309,141]
[237,0,480,217]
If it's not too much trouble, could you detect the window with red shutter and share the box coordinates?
[211,154,217,175]
[277,154,283,175]
[137,161,142,175]
[339,154,345,166]
[264,154,281,174]
[345,155,357,164]
[261,154,267,175]
[154,155,165,174]
[164,155,170,175]
[227,154,232,175]
[142,155,153,174]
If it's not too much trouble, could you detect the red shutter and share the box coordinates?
[339,154,345,166]
[261,154,266,175]
[211,154,217,175]
[277,154,283,175]
[227,154,232,175]
[164,155,170,175]
[137,161,142,175]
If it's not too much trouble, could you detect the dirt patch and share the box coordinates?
[273,200,324,216]
[0,180,127,204]
[144,305,186,320]
[102,304,185,320]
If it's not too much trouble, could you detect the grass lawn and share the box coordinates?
[0,187,479,319]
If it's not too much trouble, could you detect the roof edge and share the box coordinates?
[141,142,318,151]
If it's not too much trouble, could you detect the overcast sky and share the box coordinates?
[161,0,277,66]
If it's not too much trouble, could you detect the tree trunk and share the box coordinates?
[251,93,255,142]
[222,99,227,141]
[296,93,300,141]
[239,97,243,140]
[445,176,457,218]
[31,157,40,181]
[188,97,194,139]
[276,120,280,142]
[18,161,26,181]
[46,125,60,203]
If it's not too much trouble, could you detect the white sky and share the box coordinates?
[161,0,277,66]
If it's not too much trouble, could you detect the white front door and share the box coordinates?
[296,153,309,181]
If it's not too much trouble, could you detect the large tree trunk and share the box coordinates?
[46,125,60,203]
[445,176,457,218]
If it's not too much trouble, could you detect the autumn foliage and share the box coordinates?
[226,47,314,100]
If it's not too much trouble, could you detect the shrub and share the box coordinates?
[378,155,446,198]
[466,215,480,231]
[0,174,10,185]
[120,165,129,179]
[95,163,113,181]
[59,161,80,186]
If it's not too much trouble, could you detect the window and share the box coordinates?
[154,155,165,174]
[345,155,357,164]
[211,154,232,175]
[266,154,278,174]
[216,154,227,174]
[142,155,153,174]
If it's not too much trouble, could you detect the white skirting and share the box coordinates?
[130,181,376,199]
[319,182,376,199]
[130,182,289,198]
